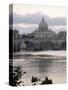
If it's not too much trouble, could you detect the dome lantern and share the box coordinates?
[38,17,48,31]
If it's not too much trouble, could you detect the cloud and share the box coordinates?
[49,25,66,33]
[9,12,66,26]
[47,17,66,26]
[9,13,66,34]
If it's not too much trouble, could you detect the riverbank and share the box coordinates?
[13,50,66,60]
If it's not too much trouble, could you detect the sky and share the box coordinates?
[9,4,66,34]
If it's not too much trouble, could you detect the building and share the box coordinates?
[13,17,66,51]
[31,17,56,40]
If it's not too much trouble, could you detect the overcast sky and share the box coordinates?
[9,4,66,34]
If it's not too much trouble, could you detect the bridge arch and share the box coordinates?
[40,41,54,50]
[25,41,35,50]
[61,41,66,50]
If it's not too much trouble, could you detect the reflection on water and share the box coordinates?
[13,50,66,85]
[38,59,52,73]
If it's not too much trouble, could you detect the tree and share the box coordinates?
[9,66,24,86]
[41,77,53,85]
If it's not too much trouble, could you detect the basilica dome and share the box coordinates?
[38,17,48,31]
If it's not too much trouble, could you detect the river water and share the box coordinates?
[13,50,66,85]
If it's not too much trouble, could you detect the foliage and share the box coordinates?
[41,77,53,85]
[9,65,24,86]
[31,76,38,83]
[31,76,53,85]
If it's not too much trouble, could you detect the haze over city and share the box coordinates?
[9,4,66,34]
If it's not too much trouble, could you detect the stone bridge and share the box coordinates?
[19,38,66,50]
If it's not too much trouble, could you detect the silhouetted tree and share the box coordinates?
[31,76,38,83]
[9,66,25,86]
[41,77,53,85]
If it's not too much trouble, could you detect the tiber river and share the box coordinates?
[13,50,66,85]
